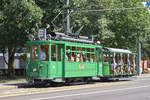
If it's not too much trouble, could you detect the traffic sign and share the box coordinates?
[146,1,150,7]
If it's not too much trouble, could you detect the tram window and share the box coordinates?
[57,45,61,61]
[87,53,90,62]
[99,51,102,62]
[77,47,81,51]
[27,46,30,60]
[82,53,86,62]
[87,48,90,52]
[51,45,56,61]
[32,45,38,61]
[91,48,94,52]
[124,54,127,64]
[66,46,71,62]
[117,54,121,66]
[130,55,133,65]
[76,53,81,62]
[66,46,70,51]
[110,54,113,64]
[72,52,76,62]
[91,54,95,62]
[82,48,86,52]
[66,52,71,61]
[104,53,109,62]
[72,47,76,51]
[115,54,118,64]
[40,45,49,61]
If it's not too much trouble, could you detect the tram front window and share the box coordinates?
[27,46,30,61]
[40,45,49,61]
[32,45,38,61]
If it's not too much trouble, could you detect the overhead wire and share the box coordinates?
[71,6,149,13]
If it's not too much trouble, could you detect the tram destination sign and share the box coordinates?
[38,28,46,40]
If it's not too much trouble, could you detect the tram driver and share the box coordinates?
[40,47,46,61]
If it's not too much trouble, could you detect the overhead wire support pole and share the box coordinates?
[66,0,71,34]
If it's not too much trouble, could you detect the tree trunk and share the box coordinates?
[7,47,16,78]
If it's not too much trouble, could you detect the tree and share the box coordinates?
[0,0,43,77]
[107,0,150,51]
[35,0,66,31]
[35,0,115,46]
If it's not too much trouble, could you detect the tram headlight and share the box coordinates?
[33,68,37,72]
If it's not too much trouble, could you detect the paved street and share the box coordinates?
[0,74,150,100]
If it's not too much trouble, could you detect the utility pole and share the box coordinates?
[137,32,141,76]
[66,0,71,34]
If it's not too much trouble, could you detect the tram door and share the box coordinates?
[96,48,103,76]
[30,45,39,77]
[39,45,49,78]
[50,44,64,77]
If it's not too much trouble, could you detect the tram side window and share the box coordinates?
[87,48,90,62]
[57,45,61,61]
[104,53,109,62]
[32,45,38,61]
[87,53,90,62]
[91,48,95,62]
[82,48,86,62]
[72,52,76,62]
[116,54,121,66]
[124,54,128,65]
[66,46,71,61]
[40,45,49,61]
[76,47,81,62]
[130,55,133,65]
[51,45,56,61]
[99,50,102,62]
[27,46,30,60]
[76,53,81,62]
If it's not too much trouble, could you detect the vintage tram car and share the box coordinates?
[26,32,137,85]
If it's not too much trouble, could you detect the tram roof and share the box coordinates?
[26,40,102,48]
[106,48,133,54]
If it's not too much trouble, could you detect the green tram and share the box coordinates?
[26,34,137,84]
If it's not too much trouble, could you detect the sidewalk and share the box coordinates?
[0,82,27,89]
[137,73,150,78]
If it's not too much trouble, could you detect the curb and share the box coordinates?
[0,85,18,89]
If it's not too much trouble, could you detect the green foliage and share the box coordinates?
[107,0,150,51]
[69,0,115,47]
[35,0,150,53]
[0,0,43,77]
[35,0,65,31]
[0,0,43,48]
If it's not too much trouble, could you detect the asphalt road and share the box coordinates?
[1,75,150,100]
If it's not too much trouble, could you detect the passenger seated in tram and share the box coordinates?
[82,53,86,62]
[91,58,94,62]
[71,55,75,62]
[66,53,71,61]
[76,53,81,62]
[52,53,56,61]
[87,58,90,62]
